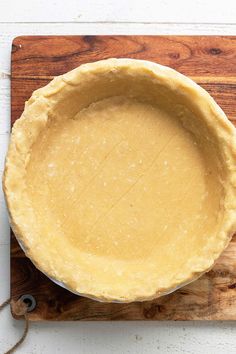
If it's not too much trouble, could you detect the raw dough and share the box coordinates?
[3,59,236,302]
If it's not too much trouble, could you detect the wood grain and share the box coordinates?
[11,35,236,321]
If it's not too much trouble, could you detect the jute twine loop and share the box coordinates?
[0,298,29,354]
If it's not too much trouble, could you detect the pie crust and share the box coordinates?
[3,59,236,302]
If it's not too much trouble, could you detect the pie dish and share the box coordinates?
[3,58,236,302]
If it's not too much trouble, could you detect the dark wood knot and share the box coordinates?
[208,48,222,55]
[228,283,236,289]
[143,304,157,318]
[83,35,96,44]
[143,304,165,318]
[168,52,180,59]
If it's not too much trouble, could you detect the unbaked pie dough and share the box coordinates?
[3,59,236,302]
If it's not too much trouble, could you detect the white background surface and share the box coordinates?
[0,1,236,353]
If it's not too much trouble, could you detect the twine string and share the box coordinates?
[0,298,29,354]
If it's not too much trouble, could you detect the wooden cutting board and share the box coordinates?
[11,35,236,321]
